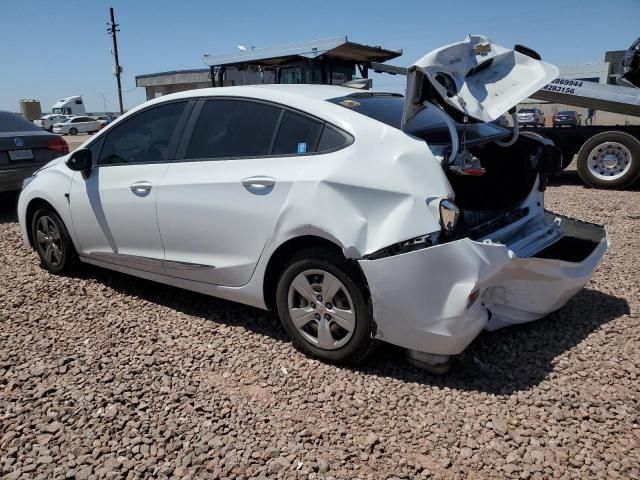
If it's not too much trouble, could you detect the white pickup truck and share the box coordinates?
[34,114,72,132]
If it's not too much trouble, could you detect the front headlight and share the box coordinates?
[439,199,460,234]
[22,174,36,190]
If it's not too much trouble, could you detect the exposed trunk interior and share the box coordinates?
[447,135,560,236]
[449,136,541,211]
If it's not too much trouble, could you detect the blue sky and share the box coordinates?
[1,0,638,112]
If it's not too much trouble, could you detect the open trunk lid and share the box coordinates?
[402,35,559,127]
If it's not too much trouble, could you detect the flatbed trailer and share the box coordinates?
[528,78,640,188]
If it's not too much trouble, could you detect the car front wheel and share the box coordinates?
[275,248,375,364]
[69,127,78,136]
[31,208,78,274]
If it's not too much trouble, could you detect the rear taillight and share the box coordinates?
[47,137,69,155]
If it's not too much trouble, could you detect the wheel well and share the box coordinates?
[25,198,56,248]
[262,235,366,311]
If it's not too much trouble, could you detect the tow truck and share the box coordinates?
[371,38,640,189]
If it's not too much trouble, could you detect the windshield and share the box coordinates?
[326,93,509,146]
[52,108,63,114]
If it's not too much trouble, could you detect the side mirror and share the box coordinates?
[66,148,92,173]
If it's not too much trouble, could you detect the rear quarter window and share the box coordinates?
[272,111,323,155]
[316,126,348,151]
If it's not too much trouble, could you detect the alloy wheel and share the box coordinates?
[36,216,64,267]
[287,269,356,350]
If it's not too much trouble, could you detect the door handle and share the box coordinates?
[241,176,275,195]
[130,181,152,196]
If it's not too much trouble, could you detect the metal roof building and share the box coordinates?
[135,36,401,100]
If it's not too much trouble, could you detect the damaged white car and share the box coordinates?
[18,36,607,372]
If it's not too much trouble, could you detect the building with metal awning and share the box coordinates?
[135,36,402,100]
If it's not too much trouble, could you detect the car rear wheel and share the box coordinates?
[275,248,375,364]
[31,208,78,274]
[69,127,78,136]
[577,131,640,188]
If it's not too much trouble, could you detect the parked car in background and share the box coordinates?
[34,114,72,132]
[0,111,68,192]
[96,115,115,130]
[553,110,582,127]
[52,116,102,136]
[517,108,545,127]
[18,36,608,373]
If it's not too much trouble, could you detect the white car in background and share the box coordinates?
[34,114,72,132]
[18,36,608,372]
[52,116,102,136]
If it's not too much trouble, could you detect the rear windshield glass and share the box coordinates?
[518,109,535,113]
[557,111,575,115]
[326,93,509,146]
[0,112,41,132]
[327,93,405,128]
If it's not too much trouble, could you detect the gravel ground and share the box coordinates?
[1,168,638,480]
[63,135,93,152]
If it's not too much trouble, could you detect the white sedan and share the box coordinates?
[18,36,607,372]
[52,116,102,136]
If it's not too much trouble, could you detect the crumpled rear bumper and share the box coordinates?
[358,214,608,356]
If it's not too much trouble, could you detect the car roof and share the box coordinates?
[101,84,406,140]
[149,84,396,104]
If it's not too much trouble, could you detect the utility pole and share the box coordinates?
[107,7,124,114]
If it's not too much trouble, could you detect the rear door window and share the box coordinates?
[272,111,323,155]
[186,99,281,159]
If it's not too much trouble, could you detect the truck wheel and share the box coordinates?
[577,131,640,188]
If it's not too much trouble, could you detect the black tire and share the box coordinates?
[69,127,78,136]
[47,126,53,133]
[576,131,640,188]
[275,247,375,365]
[31,207,78,274]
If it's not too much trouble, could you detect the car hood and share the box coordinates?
[35,155,66,175]
[403,35,558,127]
